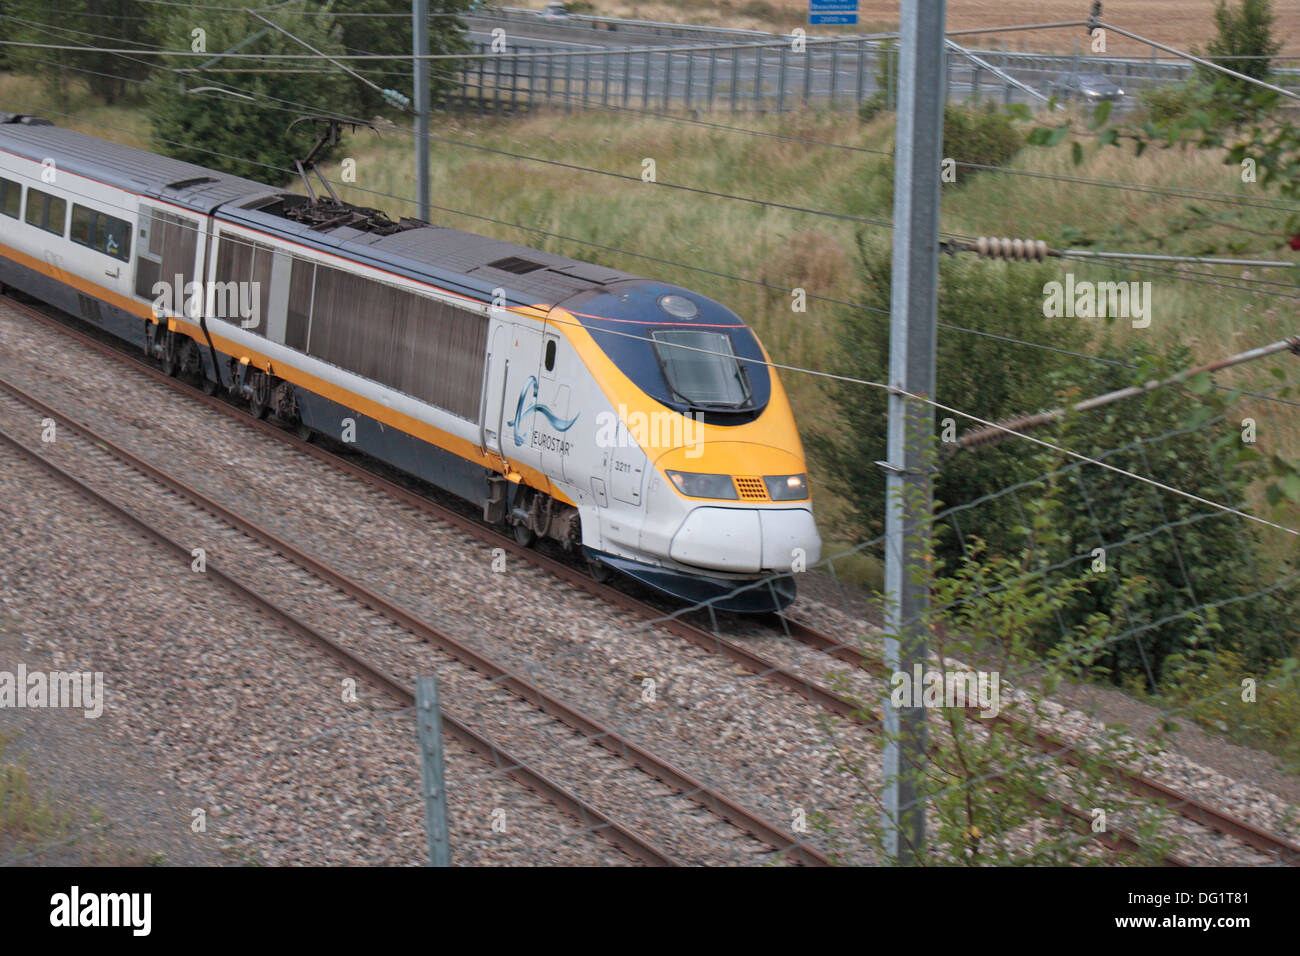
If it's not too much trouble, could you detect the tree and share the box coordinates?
[2,0,158,106]
[1204,0,1281,88]
[328,0,476,117]
[1045,344,1298,685]
[831,484,1178,865]
[147,2,354,185]
[808,236,1079,563]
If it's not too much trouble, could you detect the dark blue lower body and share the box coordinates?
[587,549,796,613]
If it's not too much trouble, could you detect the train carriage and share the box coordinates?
[0,113,820,611]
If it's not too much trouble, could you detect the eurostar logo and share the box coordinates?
[507,375,578,447]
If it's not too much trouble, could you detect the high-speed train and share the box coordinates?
[0,113,821,611]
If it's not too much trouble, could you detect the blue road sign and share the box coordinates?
[810,0,858,25]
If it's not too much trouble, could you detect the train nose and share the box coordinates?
[669,506,821,574]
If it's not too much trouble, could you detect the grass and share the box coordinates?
[0,734,75,858]
[1152,650,1300,773]
[0,733,133,865]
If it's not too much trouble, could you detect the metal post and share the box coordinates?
[803,37,813,105]
[857,38,866,104]
[624,48,632,106]
[529,50,537,112]
[685,49,694,110]
[730,49,740,112]
[754,45,763,112]
[882,0,946,867]
[460,45,470,107]
[565,53,573,114]
[708,47,717,110]
[887,44,896,109]
[831,42,840,108]
[643,49,651,108]
[664,51,673,110]
[583,51,591,107]
[494,55,502,114]
[778,46,788,112]
[413,0,430,221]
[416,676,451,867]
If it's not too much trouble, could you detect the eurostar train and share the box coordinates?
[0,112,820,611]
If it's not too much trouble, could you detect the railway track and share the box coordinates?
[0,367,830,866]
[4,290,1297,866]
[774,613,1300,865]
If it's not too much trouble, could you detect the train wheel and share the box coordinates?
[177,340,201,382]
[247,370,272,420]
[294,421,314,443]
[512,521,537,547]
[160,331,179,377]
[200,375,219,395]
[587,553,613,584]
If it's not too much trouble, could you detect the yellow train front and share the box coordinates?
[535,281,822,612]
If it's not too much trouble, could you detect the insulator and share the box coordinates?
[971,237,1049,262]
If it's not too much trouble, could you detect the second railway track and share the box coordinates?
[0,368,829,866]
[4,290,1298,866]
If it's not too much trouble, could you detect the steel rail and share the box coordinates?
[0,412,678,867]
[0,345,828,865]
[773,613,1300,865]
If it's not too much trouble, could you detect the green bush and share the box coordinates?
[942,103,1024,173]
[1161,647,1300,771]
[1137,83,1205,124]
[808,238,1075,561]
[1203,0,1281,88]
[811,239,1298,688]
[837,503,1178,866]
[328,0,475,117]
[858,92,889,123]
[1044,343,1299,685]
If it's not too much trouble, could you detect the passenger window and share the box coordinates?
[69,203,132,262]
[544,337,557,372]
[103,217,130,261]
[0,178,20,219]
[70,204,93,245]
[25,188,66,234]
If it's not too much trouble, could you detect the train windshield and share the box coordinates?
[565,281,772,425]
[651,330,751,408]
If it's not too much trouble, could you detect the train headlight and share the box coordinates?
[763,474,809,501]
[666,471,738,500]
